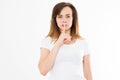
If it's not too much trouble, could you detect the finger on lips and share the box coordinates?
[61,24,66,33]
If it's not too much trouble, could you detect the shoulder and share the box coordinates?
[40,36,54,50]
[42,36,51,40]
[77,37,89,44]
[41,36,52,43]
[76,37,90,49]
[77,38,91,55]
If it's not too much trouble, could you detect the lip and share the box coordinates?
[61,24,67,27]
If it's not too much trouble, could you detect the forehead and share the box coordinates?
[59,6,72,15]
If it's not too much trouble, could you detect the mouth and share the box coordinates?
[61,24,67,27]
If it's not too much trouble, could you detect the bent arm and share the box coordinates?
[38,43,60,76]
[83,55,93,80]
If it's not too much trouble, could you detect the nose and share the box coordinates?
[62,21,67,23]
[62,17,67,23]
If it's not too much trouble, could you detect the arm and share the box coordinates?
[83,55,93,80]
[38,43,61,76]
[38,28,71,76]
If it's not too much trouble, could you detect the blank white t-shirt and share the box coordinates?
[40,37,90,80]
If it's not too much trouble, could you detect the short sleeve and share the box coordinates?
[40,37,53,50]
[83,39,91,56]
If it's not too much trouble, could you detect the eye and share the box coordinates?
[57,15,62,18]
[66,14,71,18]
[66,15,70,18]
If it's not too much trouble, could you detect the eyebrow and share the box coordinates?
[58,14,71,16]
[66,14,71,15]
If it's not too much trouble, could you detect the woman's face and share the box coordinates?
[56,6,73,31]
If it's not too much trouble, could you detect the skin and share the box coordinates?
[56,6,72,45]
[38,6,92,80]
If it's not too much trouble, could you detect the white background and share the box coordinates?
[0,0,120,80]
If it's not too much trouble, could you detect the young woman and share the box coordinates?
[38,2,93,80]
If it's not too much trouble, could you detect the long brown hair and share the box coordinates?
[47,2,81,41]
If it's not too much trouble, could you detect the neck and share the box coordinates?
[66,29,71,34]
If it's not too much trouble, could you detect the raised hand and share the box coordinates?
[56,24,71,46]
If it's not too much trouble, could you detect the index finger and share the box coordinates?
[61,24,66,33]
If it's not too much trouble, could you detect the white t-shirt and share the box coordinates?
[40,37,90,80]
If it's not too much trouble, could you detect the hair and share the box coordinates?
[47,2,82,41]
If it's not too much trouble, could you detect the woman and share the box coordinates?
[38,2,93,80]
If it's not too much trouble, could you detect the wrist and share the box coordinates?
[55,41,62,48]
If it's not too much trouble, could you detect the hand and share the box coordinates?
[56,24,71,46]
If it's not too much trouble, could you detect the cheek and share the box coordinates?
[68,19,73,27]
[56,18,73,28]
